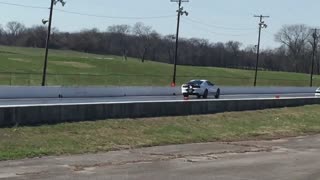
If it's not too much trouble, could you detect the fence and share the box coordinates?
[0,72,319,87]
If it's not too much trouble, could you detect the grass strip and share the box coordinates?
[0,105,320,160]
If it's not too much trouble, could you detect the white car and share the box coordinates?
[316,87,320,96]
[181,80,220,99]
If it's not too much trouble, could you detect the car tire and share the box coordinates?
[215,88,220,99]
[203,89,208,99]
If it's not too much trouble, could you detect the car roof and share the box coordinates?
[190,79,208,82]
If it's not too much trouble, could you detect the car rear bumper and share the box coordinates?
[181,88,203,95]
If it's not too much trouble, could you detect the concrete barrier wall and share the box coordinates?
[220,86,317,95]
[0,86,62,98]
[0,86,317,99]
[1,97,319,127]
[61,87,126,98]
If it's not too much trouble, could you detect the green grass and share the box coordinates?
[0,105,320,160]
[0,45,319,86]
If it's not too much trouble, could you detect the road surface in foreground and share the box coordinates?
[1,135,320,180]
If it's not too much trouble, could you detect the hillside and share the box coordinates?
[0,45,319,87]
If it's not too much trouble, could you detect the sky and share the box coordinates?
[1,0,320,49]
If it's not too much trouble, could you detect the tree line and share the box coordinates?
[0,21,319,74]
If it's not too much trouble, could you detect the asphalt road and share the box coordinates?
[2,135,320,180]
[0,93,316,106]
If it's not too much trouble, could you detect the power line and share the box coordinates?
[182,19,253,37]
[185,17,256,31]
[0,1,47,9]
[264,30,275,37]
[0,1,176,20]
[54,9,176,20]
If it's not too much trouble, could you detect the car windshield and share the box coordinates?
[187,80,203,86]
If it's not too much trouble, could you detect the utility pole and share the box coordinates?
[170,0,189,87]
[253,15,269,87]
[310,28,319,87]
[41,0,66,86]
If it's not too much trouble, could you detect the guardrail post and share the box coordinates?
[10,72,12,86]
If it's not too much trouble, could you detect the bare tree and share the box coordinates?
[3,20,319,74]
[225,41,242,67]
[6,21,26,36]
[6,21,26,45]
[132,22,153,62]
[242,45,257,69]
[24,25,47,47]
[163,35,176,64]
[108,24,131,34]
[210,42,226,67]
[275,24,311,72]
[107,24,131,60]
[226,41,242,56]
[187,38,210,65]
[148,32,161,61]
[317,43,320,75]
[0,24,4,44]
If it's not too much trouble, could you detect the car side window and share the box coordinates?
[207,81,214,86]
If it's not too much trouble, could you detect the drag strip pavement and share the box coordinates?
[0,93,315,106]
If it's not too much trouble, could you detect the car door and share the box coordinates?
[206,81,216,94]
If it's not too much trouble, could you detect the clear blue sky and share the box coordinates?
[0,0,320,49]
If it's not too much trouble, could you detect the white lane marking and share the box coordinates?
[0,93,313,102]
[0,173,20,178]
[0,96,317,108]
[223,93,314,97]
[0,95,170,101]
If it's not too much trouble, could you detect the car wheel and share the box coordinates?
[203,89,208,99]
[215,89,220,99]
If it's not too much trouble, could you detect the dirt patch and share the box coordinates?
[51,61,95,68]
[94,57,114,60]
[0,50,20,55]
[7,58,31,63]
